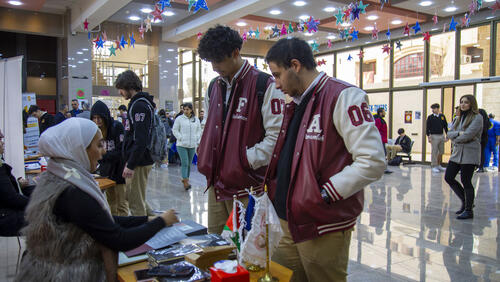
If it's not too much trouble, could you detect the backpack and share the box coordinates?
[129,98,167,163]
[208,71,271,110]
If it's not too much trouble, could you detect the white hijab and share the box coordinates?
[39,118,112,217]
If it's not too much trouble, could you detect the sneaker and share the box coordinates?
[438,166,446,172]
[432,167,441,173]
[489,166,498,171]
[476,168,485,173]
[160,164,168,169]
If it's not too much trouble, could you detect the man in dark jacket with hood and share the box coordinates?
[91,100,128,216]
[115,70,155,216]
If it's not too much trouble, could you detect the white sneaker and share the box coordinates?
[432,167,441,173]
[438,166,446,172]
[489,166,498,171]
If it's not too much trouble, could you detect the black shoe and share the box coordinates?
[455,207,465,215]
[457,210,473,219]
[384,170,393,174]
[477,168,485,173]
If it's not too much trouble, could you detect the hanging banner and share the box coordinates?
[22,93,40,153]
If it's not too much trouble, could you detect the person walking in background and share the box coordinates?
[91,101,128,216]
[115,70,155,216]
[117,105,129,130]
[158,109,172,169]
[373,108,392,174]
[54,104,68,124]
[445,95,483,220]
[69,99,82,117]
[476,108,490,173]
[28,105,55,135]
[172,103,201,190]
[484,113,500,171]
[426,103,448,173]
[386,128,412,161]
[77,102,91,119]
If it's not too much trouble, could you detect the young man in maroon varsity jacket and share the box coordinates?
[265,38,385,282]
[197,25,285,234]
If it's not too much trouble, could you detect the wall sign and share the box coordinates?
[405,111,413,124]
[76,88,86,99]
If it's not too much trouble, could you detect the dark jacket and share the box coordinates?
[70,108,82,117]
[160,115,172,138]
[478,109,490,144]
[39,112,55,134]
[426,113,448,136]
[124,92,155,169]
[91,101,126,184]
[54,112,66,125]
[373,114,388,143]
[395,135,412,153]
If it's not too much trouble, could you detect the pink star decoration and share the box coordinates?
[403,23,410,36]
[423,32,432,42]
[382,44,391,54]
[83,19,89,31]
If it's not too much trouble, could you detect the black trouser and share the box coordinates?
[444,161,476,211]
[479,140,487,169]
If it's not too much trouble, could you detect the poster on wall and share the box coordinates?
[405,111,413,124]
[22,93,37,112]
[165,100,174,112]
[22,93,40,153]
[415,111,421,120]
[76,88,86,99]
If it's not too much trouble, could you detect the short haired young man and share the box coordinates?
[197,25,285,234]
[264,37,385,282]
[54,104,68,125]
[69,99,82,117]
[28,105,55,135]
[426,103,448,173]
[115,70,155,216]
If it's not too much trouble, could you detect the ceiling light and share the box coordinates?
[293,1,307,7]
[140,8,153,13]
[78,61,83,64]
[264,25,273,30]
[307,40,314,44]
[236,21,247,27]
[327,35,336,40]
[419,1,433,6]
[269,9,282,15]
[486,16,495,19]
[82,48,89,51]
[153,18,161,23]
[166,60,172,63]
[76,51,83,55]
[486,37,491,40]
[444,6,457,12]
[473,44,480,47]
[168,48,175,52]
[304,32,313,36]
[323,7,336,12]
[129,16,141,21]
[8,1,23,6]
[431,28,438,31]
[367,15,378,21]
[299,15,310,21]
[391,19,402,25]
[83,58,89,61]
[485,0,495,2]
[341,22,351,27]
[364,26,374,31]
[163,11,175,16]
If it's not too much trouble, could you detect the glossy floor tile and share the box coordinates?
[1,163,499,281]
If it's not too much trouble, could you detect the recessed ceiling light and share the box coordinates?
[485,0,495,2]
[269,9,282,15]
[307,40,314,44]
[168,48,175,52]
[327,35,336,39]
[72,65,76,68]
[82,48,89,51]
[444,6,457,12]
[299,15,310,21]
[486,37,491,40]
[163,11,175,16]
[323,7,336,12]
[341,22,351,27]
[364,26,374,31]
[367,15,378,21]
[166,60,172,63]
[391,19,402,25]
[236,21,247,27]
[304,32,313,36]
[140,8,153,13]
[486,16,495,19]
[83,58,89,61]
[8,1,23,6]
[78,61,83,64]
[293,1,307,7]
[129,16,141,21]
[153,18,161,23]
[431,28,438,31]
[419,1,433,7]
[76,51,83,55]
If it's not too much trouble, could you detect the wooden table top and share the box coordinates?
[96,178,116,190]
[118,261,292,282]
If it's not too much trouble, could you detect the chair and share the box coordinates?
[396,140,415,165]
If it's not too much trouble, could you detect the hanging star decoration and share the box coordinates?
[462,13,471,27]
[102,31,108,41]
[96,36,104,49]
[139,23,145,39]
[351,5,361,20]
[193,0,209,14]
[288,23,294,34]
[358,0,369,13]
[412,21,421,34]
[242,32,247,41]
[328,39,332,49]
[254,27,260,39]
[197,32,203,40]
[386,28,391,40]
[344,6,352,22]
[115,37,122,50]
[350,28,359,40]
[396,40,402,50]
[403,23,410,36]
[109,45,117,56]
[358,50,364,58]
[371,23,379,39]
[272,25,280,38]
[382,44,391,54]
[129,33,136,48]
[449,16,458,31]
[477,0,483,9]
[335,8,344,25]
[380,0,388,9]
[145,17,152,32]
[469,0,477,15]
[254,63,258,69]
[151,5,163,22]
[347,54,353,61]
[307,16,320,33]
[88,32,91,39]
[262,63,268,70]
[443,23,447,33]
[281,23,287,36]
[83,18,89,31]
[317,59,326,66]
[157,0,171,11]
[433,13,438,25]
[120,35,127,49]
[423,31,432,42]
[344,28,351,41]
[187,0,196,12]
[248,29,254,38]
[310,41,319,52]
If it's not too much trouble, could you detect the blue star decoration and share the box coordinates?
[347,54,353,61]
[193,0,209,14]
[380,0,388,9]
[88,32,91,39]
[272,25,280,38]
[449,16,458,31]
[310,41,319,52]
[350,29,359,40]
[412,21,421,34]
[96,37,104,49]
[396,40,402,50]
[386,29,391,40]
[351,6,361,21]
[129,34,136,48]
[156,0,171,11]
[307,16,320,33]
[120,35,127,49]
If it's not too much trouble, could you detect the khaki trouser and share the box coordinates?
[207,186,248,234]
[105,183,129,216]
[272,219,352,282]
[430,134,445,166]
[385,144,403,161]
[126,165,153,216]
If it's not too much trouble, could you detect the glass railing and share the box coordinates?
[92,60,149,88]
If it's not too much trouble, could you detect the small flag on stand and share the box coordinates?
[221,196,246,251]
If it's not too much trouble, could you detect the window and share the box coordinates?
[336,49,360,86]
[393,38,424,87]
[315,54,334,77]
[363,44,389,89]
[394,53,423,78]
[460,25,491,79]
[429,32,455,82]
[392,90,423,161]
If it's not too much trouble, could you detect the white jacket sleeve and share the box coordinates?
[172,118,181,141]
[321,87,385,202]
[195,117,202,145]
[246,83,285,169]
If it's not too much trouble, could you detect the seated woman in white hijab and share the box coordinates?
[16,118,179,282]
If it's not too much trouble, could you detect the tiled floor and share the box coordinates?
[1,164,499,281]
